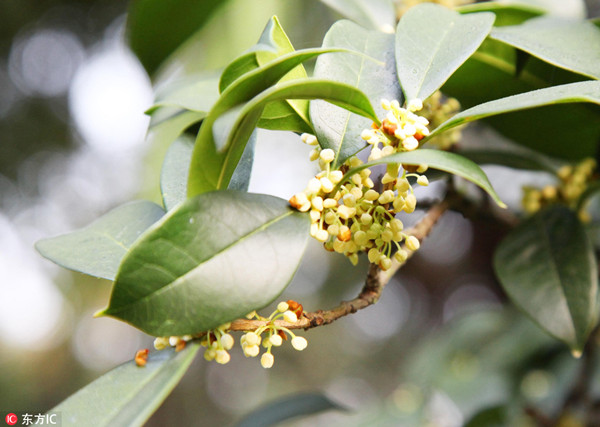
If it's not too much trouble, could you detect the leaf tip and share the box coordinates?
[94,308,109,318]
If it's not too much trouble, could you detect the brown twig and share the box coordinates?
[219,196,452,334]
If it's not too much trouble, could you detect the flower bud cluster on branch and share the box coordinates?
[289,98,431,270]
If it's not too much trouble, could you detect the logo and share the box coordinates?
[5,414,17,426]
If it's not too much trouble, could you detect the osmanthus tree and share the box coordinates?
[35,0,600,425]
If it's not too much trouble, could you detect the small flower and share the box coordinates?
[320,149,335,163]
[243,344,260,357]
[405,235,420,251]
[220,333,234,350]
[407,98,423,112]
[269,334,283,347]
[277,301,289,312]
[261,352,274,368]
[417,176,429,186]
[243,332,261,346]
[153,337,169,350]
[215,350,231,364]
[283,310,298,323]
[291,336,308,351]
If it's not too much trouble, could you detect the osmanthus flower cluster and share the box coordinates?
[152,301,308,369]
[522,158,597,221]
[289,99,428,270]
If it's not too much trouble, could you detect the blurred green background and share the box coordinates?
[1,1,600,425]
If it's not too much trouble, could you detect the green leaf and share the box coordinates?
[226,130,256,192]
[318,0,396,32]
[491,17,600,80]
[339,149,505,207]
[441,13,599,160]
[49,344,200,427]
[196,78,377,198]
[429,80,600,139]
[219,17,313,133]
[457,149,558,174]
[188,47,344,198]
[310,20,401,168]
[160,135,195,211]
[36,201,165,281]
[395,3,495,102]
[147,72,220,116]
[127,0,229,75]
[160,132,256,210]
[493,206,598,352]
[235,393,344,427]
[100,191,309,336]
[457,2,544,26]
[219,52,262,93]
[254,16,311,132]
[214,78,378,153]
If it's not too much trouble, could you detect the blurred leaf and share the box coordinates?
[457,2,544,26]
[160,131,256,210]
[430,80,600,139]
[101,191,309,336]
[491,17,600,80]
[188,47,344,198]
[494,206,598,352]
[147,72,220,116]
[457,149,557,173]
[235,393,344,427]
[340,149,505,207]
[395,3,495,102]
[463,405,508,427]
[212,79,379,186]
[318,0,396,32]
[50,344,200,427]
[127,0,229,75]
[310,20,401,168]
[36,201,165,281]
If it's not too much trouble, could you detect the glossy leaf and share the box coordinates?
[50,344,200,426]
[340,149,505,207]
[310,20,401,168]
[197,78,377,197]
[127,0,228,75]
[318,0,396,32]
[188,47,344,198]
[491,17,600,80]
[441,13,599,160]
[494,206,598,352]
[395,3,495,102]
[160,132,256,210]
[429,80,600,139]
[100,191,309,336]
[457,149,558,174]
[36,201,165,281]
[236,393,344,427]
